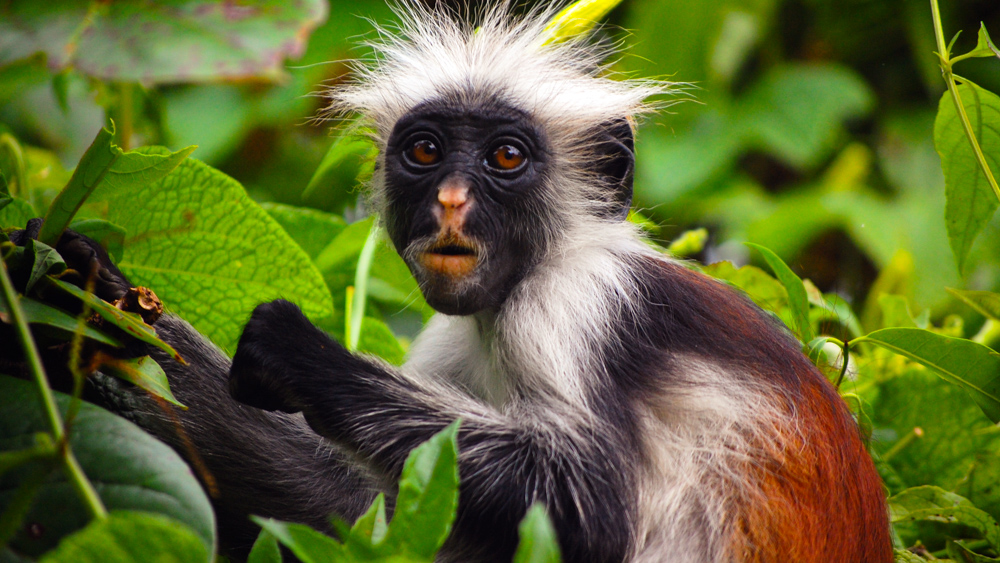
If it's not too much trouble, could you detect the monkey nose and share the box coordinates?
[437,177,470,209]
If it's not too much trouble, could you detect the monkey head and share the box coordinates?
[327,4,656,315]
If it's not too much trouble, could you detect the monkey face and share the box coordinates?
[382,98,552,316]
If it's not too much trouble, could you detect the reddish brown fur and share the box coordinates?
[734,369,891,562]
[643,262,892,562]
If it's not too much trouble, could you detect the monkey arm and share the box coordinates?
[230,299,636,563]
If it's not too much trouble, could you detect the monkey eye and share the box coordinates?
[486,144,526,172]
[406,139,442,167]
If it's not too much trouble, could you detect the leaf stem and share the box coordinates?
[929,0,1000,203]
[835,339,851,389]
[0,262,62,440]
[116,83,134,151]
[0,260,107,520]
[881,426,924,462]
[348,222,380,351]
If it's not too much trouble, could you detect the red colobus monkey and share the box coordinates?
[51,2,892,561]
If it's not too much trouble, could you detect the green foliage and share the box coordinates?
[255,422,563,563]
[1,0,1000,560]
[513,505,562,563]
[0,376,215,559]
[37,511,209,563]
[890,486,1000,559]
[935,82,1000,273]
[0,0,327,84]
[253,422,460,562]
[81,147,334,353]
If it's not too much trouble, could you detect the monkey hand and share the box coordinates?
[229,299,353,415]
[9,218,133,303]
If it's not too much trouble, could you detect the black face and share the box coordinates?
[382,99,552,315]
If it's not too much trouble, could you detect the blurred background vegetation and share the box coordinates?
[3,0,1000,559]
[4,0,999,320]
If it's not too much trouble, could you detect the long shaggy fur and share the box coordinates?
[326,1,670,225]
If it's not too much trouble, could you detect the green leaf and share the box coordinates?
[315,217,376,274]
[45,277,181,362]
[959,23,1000,60]
[381,421,460,559]
[0,0,327,84]
[303,131,376,201]
[0,171,10,214]
[81,150,333,353]
[247,528,282,563]
[0,435,56,477]
[541,0,626,44]
[39,124,195,247]
[0,375,215,558]
[949,540,1000,562]
[702,261,789,316]
[934,82,1000,274]
[667,228,708,258]
[513,504,562,563]
[0,460,54,547]
[746,243,814,342]
[879,295,919,329]
[261,203,346,261]
[735,64,874,169]
[0,295,122,347]
[948,288,1000,321]
[893,549,928,563]
[252,517,347,563]
[350,493,388,547]
[0,197,36,231]
[37,511,209,563]
[889,486,1000,549]
[97,355,184,408]
[24,239,66,293]
[69,219,126,263]
[39,125,120,246]
[856,328,1000,423]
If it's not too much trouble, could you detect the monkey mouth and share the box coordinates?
[420,240,480,278]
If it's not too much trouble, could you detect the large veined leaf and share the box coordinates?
[0,0,327,84]
[38,511,209,563]
[856,328,1000,423]
[934,82,1000,274]
[0,375,215,558]
[80,149,333,353]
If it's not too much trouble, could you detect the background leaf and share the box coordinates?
[934,82,1000,273]
[856,328,1000,423]
[0,0,327,84]
[0,375,215,558]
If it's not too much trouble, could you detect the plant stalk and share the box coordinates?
[929,0,1000,203]
[0,260,107,520]
[348,222,380,351]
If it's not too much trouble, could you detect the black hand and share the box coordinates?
[9,218,131,302]
[229,299,348,414]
